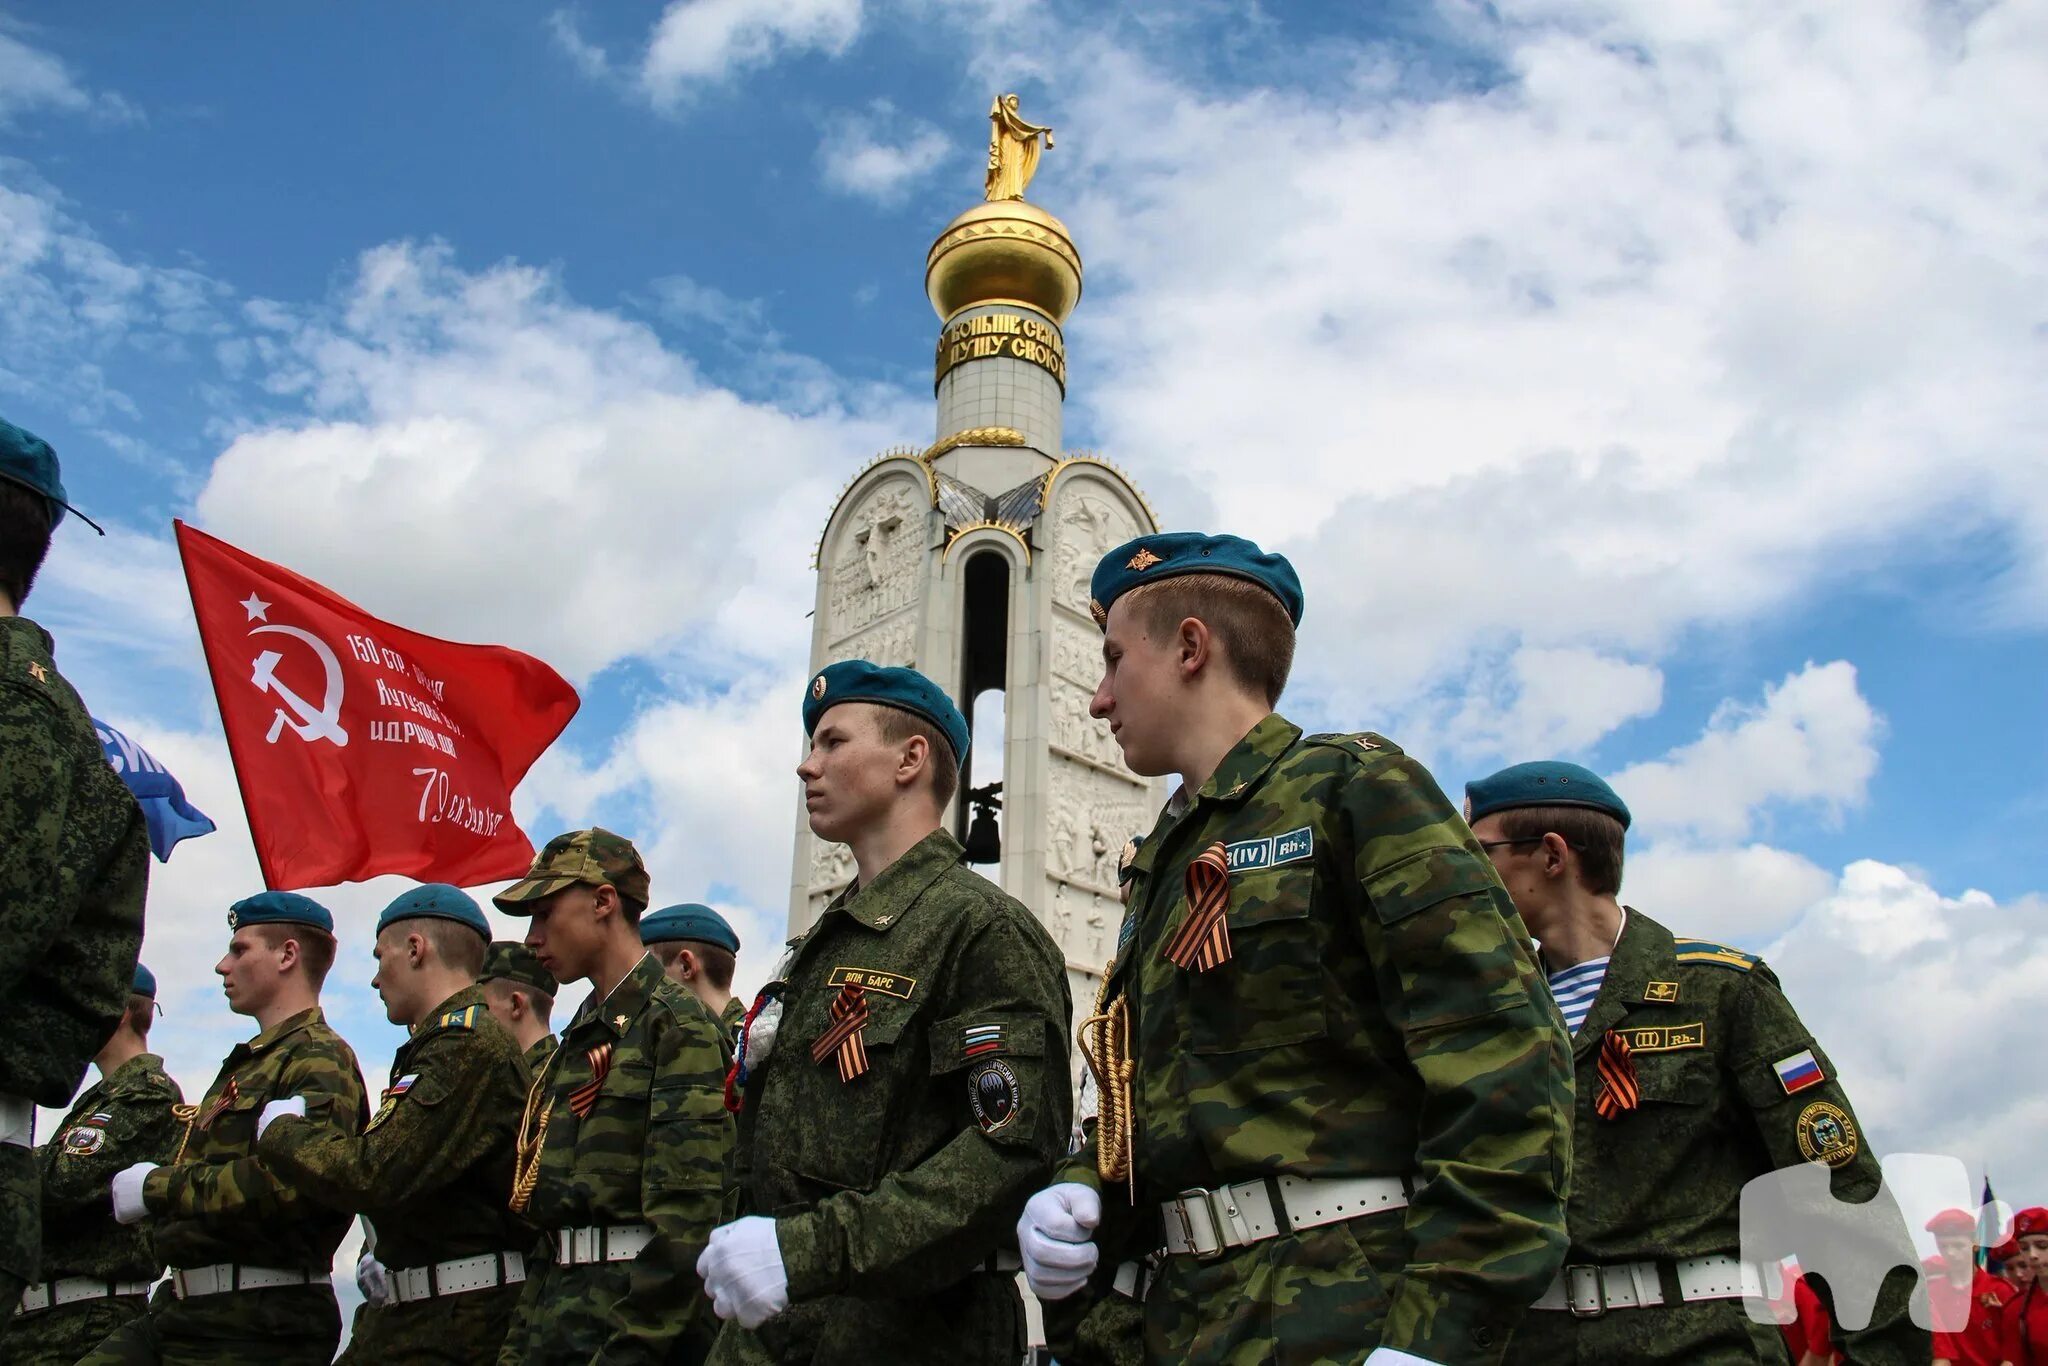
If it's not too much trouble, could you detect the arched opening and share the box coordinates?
[957,549,1010,865]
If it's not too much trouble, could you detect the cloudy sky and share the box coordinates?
[9,0,2044,1229]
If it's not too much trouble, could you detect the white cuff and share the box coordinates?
[1363,1350,1448,1366]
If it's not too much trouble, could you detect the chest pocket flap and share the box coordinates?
[927,1010,1047,1075]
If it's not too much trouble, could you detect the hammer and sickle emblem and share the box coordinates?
[249,624,349,747]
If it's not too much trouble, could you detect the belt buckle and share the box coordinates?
[1565,1264,1607,1318]
[1171,1187,1228,1262]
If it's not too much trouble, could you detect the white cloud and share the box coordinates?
[0,29,134,126]
[546,9,613,82]
[1763,861,2045,1192]
[1622,842,1835,942]
[935,0,2048,726]
[1614,660,1882,842]
[1442,646,1664,761]
[817,101,951,204]
[191,240,922,681]
[637,0,863,107]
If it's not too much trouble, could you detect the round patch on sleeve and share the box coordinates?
[60,1126,106,1157]
[968,1060,1020,1134]
[1795,1100,1859,1168]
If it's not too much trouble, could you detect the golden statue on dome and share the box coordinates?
[985,93,1054,201]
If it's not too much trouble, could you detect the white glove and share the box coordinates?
[111,1162,157,1225]
[1018,1182,1101,1300]
[695,1216,790,1329]
[1362,1351,1448,1365]
[357,1250,391,1307]
[256,1095,306,1137]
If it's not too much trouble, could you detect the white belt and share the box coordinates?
[1530,1256,1774,1314]
[171,1264,323,1298]
[388,1251,527,1304]
[554,1224,654,1266]
[0,1094,31,1147]
[15,1277,153,1315]
[1161,1174,1409,1259]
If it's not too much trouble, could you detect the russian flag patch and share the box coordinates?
[1773,1049,1824,1095]
[963,1025,1004,1059]
[387,1074,417,1098]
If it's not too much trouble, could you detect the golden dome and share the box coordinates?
[925,199,1083,324]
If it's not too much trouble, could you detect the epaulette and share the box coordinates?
[1305,731,1405,760]
[1672,939,1760,973]
[436,1003,483,1031]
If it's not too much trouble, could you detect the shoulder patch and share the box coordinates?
[1306,731,1405,759]
[436,1003,483,1031]
[1672,939,1760,973]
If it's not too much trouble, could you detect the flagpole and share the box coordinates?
[174,520,283,891]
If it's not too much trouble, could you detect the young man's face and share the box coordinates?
[797,703,914,843]
[1091,600,1186,777]
[215,927,288,1018]
[1468,812,1556,933]
[523,885,607,985]
[369,925,425,1027]
[1935,1233,1976,1270]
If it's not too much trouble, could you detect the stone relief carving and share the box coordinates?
[1046,755,1151,905]
[826,615,917,670]
[1048,477,1138,618]
[808,835,856,894]
[827,480,925,641]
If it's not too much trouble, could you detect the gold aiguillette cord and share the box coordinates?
[1076,962,1136,1203]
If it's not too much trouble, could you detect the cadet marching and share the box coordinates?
[5,413,2034,1364]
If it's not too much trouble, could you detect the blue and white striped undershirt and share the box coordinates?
[1546,957,1610,1036]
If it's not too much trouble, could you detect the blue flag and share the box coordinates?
[94,719,217,862]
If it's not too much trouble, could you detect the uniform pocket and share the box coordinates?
[1189,866,1328,1055]
[787,1007,918,1192]
[575,1058,651,1172]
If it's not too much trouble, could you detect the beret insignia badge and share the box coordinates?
[1126,547,1163,572]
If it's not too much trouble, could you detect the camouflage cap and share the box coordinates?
[491,827,649,915]
[481,940,558,997]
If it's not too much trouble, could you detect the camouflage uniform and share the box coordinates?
[720,998,746,1049]
[1509,909,1926,1363]
[259,986,533,1365]
[5,1053,182,1366]
[0,617,149,1339]
[711,828,1073,1366]
[1057,715,1573,1365]
[77,1006,368,1365]
[523,1036,558,1077]
[497,952,731,1365]
[1039,1114,1145,1366]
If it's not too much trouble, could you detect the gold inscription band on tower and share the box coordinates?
[933,311,1068,391]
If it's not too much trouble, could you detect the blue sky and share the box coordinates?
[7,0,2045,1210]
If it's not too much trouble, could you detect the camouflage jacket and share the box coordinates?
[1551,908,1924,1361]
[522,1033,557,1077]
[721,829,1072,1364]
[36,1052,184,1282]
[0,617,148,1108]
[1056,714,1572,1363]
[498,952,730,1366]
[142,1006,368,1272]
[719,996,746,1049]
[258,985,532,1271]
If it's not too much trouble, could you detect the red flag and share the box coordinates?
[174,520,579,891]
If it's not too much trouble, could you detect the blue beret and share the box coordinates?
[227,890,335,934]
[803,660,970,767]
[1088,532,1303,630]
[376,883,490,940]
[132,962,157,998]
[1464,761,1631,831]
[0,416,96,532]
[640,903,740,954]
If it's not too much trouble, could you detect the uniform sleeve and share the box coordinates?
[145,1040,365,1226]
[41,1079,184,1217]
[0,692,69,997]
[1347,754,1573,1364]
[257,1031,499,1213]
[597,1006,731,1365]
[777,911,1073,1300]
[1726,966,1927,1365]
